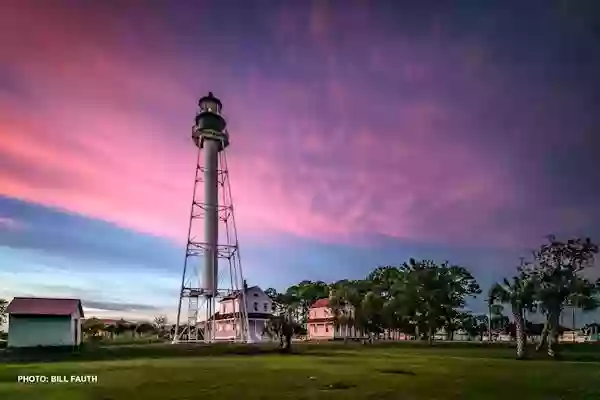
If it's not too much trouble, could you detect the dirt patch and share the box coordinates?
[377,368,416,376]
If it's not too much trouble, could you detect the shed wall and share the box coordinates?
[8,315,74,347]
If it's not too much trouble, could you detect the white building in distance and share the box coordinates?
[212,285,274,342]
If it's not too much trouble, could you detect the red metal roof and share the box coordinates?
[311,298,329,308]
[6,297,84,317]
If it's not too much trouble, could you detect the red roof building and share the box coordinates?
[306,297,367,341]
[6,297,84,348]
[311,298,330,308]
[7,297,84,317]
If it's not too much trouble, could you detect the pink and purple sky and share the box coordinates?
[1,0,599,322]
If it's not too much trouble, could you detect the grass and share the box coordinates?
[1,342,600,399]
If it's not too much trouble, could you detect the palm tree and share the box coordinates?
[489,274,535,359]
[485,293,493,341]
[528,236,598,357]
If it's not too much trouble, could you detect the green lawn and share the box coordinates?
[1,342,600,399]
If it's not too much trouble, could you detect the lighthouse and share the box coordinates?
[173,92,250,343]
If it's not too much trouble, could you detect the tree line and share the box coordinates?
[264,235,599,358]
[81,315,170,340]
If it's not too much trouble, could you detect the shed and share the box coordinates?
[6,297,84,348]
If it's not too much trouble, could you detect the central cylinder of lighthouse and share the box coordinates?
[194,91,228,298]
[203,138,220,296]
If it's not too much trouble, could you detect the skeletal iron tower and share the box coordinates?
[173,92,250,343]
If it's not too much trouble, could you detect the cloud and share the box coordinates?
[0,196,180,272]
[0,1,598,252]
[0,246,179,306]
[0,216,23,231]
[82,300,160,313]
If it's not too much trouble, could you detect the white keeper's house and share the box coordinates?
[210,284,274,342]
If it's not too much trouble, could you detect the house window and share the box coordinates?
[254,302,258,311]
[325,325,329,333]
[312,324,317,332]
[263,303,268,312]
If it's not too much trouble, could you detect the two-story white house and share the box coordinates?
[306,298,409,341]
[307,298,367,340]
[212,285,274,342]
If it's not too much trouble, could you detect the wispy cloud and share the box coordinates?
[0,216,23,231]
[83,300,160,313]
[0,1,598,251]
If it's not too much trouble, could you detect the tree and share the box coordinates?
[263,315,302,352]
[526,236,598,358]
[264,288,278,300]
[474,315,489,341]
[583,322,600,338]
[104,324,116,339]
[0,298,7,327]
[285,280,329,324]
[490,273,536,359]
[82,318,105,338]
[129,323,140,337]
[136,322,155,337]
[329,280,359,343]
[356,290,385,342]
[485,292,504,340]
[264,288,293,316]
[457,312,480,340]
[367,266,403,300]
[262,286,307,350]
[566,278,600,332]
[390,259,480,345]
[115,319,130,336]
[153,315,168,336]
[442,309,463,341]
[488,303,509,336]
